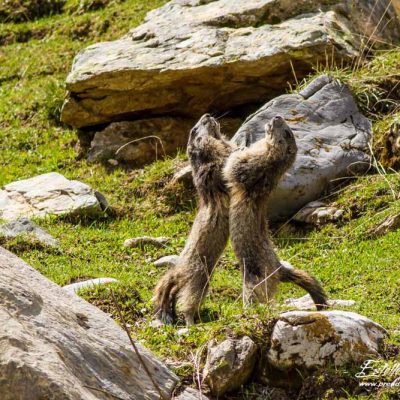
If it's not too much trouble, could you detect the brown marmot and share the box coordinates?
[154,114,235,325]
[223,116,328,309]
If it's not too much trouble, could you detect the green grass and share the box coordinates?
[1,2,400,399]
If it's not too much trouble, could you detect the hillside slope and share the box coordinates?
[1,1,400,399]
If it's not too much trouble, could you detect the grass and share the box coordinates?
[1,1,400,399]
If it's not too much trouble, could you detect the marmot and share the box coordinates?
[154,114,234,325]
[224,116,328,309]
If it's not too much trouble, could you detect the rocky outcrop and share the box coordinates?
[203,336,258,396]
[0,172,108,221]
[0,218,59,247]
[232,75,372,219]
[0,246,178,400]
[265,311,386,372]
[62,0,399,130]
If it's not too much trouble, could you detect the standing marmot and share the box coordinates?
[154,114,234,325]
[224,116,328,309]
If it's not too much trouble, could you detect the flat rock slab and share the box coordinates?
[0,246,178,400]
[0,218,59,247]
[61,0,399,129]
[0,172,108,221]
[266,311,386,371]
[232,76,372,219]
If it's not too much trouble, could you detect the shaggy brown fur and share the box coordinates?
[154,114,234,325]
[224,116,328,309]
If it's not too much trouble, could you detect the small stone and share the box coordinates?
[293,201,344,225]
[150,319,164,328]
[176,328,189,336]
[284,294,355,311]
[203,336,258,396]
[367,213,400,237]
[0,218,59,248]
[174,388,210,400]
[63,278,118,294]
[124,236,170,248]
[154,255,180,268]
[107,158,119,166]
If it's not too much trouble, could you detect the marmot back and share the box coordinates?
[224,116,327,308]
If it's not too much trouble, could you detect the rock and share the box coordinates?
[88,119,193,165]
[203,336,257,396]
[154,255,180,268]
[0,172,108,221]
[266,311,387,373]
[176,328,189,336]
[174,388,209,400]
[293,201,344,225]
[232,76,372,219]
[124,236,170,248]
[150,319,164,329]
[62,0,400,129]
[0,218,59,247]
[63,278,118,294]
[284,294,355,311]
[0,246,178,400]
[367,213,400,237]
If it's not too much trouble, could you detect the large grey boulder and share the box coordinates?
[232,75,372,219]
[266,311,386,372]
[0,172,108,221]
[61,0,399,130]
[0,246,178,400]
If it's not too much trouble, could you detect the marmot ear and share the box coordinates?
[284,129,293,139]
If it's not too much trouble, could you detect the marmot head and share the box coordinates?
[265,116,297,157]
[188,114,225,163]
[189,114,221,144]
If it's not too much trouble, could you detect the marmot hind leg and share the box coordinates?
[242,269,280,306]
[153,269,178,324]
